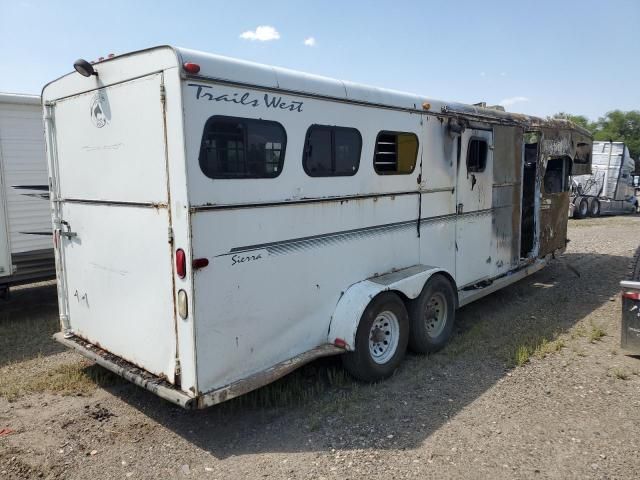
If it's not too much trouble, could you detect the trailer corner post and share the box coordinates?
[44,103,72,336]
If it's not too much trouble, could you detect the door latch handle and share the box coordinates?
[60,221,77,238]
[457,203,464,214]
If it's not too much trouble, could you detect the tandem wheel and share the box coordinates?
[341,291,409,382]
[574,197,589,219]
[408,275,456,354]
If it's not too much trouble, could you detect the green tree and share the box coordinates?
[592,110,640,162]
[550,110,640,171]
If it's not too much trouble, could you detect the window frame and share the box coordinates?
[198,115,288,180]
[302,124,362,177]
[373,130,419,175]
[466,137,488,173]
[543,156,572,194]
[574,142,591,165]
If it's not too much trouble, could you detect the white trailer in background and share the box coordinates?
[43,46,591,408]
[570,141,638,218]
[0,93,54,298]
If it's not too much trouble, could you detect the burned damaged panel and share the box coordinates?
[572,133,593,176]
[491,126,523,273]
[539,192,570,257]
[538,127,577,256]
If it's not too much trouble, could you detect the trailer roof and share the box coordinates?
[42,45,590,136]
[174,47,592,136]
[0,92,40,106]
[175,47,584,131]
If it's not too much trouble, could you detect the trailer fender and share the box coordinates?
[327,265,454,351]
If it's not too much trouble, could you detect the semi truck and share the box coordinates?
[570,141,638,218]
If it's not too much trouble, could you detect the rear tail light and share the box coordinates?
[623,291,640,301]
[176,249,186,278]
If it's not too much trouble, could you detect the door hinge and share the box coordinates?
[175,358,181,377]
[168,227,174,244]
[160,84,166,104]
[457,203,464,214]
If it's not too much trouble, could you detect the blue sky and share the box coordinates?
[1,0,638,119]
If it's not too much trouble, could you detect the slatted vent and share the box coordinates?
[374,133,398,173]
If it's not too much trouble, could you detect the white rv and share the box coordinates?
[0,93,54,298]
[43,46,591,408]
[570,141,638,217]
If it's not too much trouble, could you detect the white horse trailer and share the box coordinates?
[0,93,54,298]
[43,46,592,408]
[570,141,638,217]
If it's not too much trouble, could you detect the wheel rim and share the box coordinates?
[368,310,400,364]
[424,292,448,338]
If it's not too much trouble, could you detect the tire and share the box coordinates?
[588,198,600,217]
[342,292,409,382]
[574,198,588,219]
[408,275,456,354]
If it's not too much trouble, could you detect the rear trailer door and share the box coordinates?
[50,73,177,382]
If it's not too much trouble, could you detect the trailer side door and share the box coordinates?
[455,128,494,287]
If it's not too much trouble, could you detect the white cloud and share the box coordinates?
[499,96,530,107]
[240,26,280,42]
[303,37,316,47]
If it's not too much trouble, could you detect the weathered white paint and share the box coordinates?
[46,75,177,382]
[42,46,586,407]
[455,129,494,287]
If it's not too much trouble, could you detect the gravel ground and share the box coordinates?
[1,216,640,479]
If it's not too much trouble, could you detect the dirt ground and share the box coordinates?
[1,216,640,479]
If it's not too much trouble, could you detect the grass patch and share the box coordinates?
[0,312,62,367]
[534,338,566,358]
[0,359,121,402]
[445,321,489,358]
[571,325,587,340]
[511,336,565,367]
[610,368,630,380]
[219,359,354,411]
[514,345,531,366]
[589,323,607,343]
[0,282,61,368]
[29,362,118,395]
